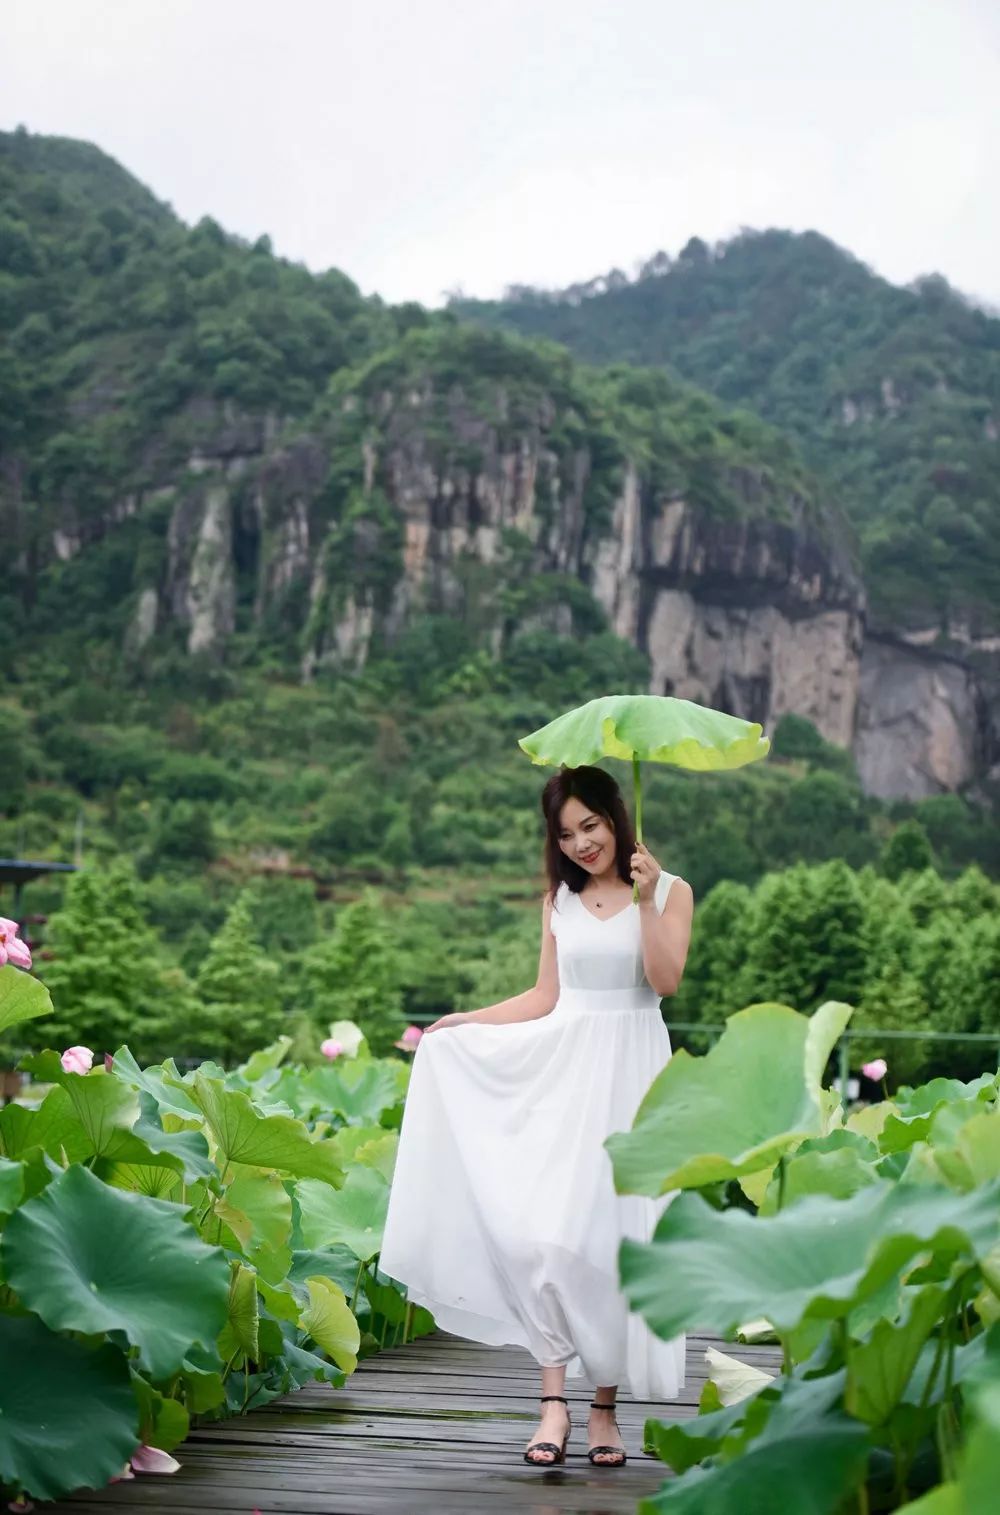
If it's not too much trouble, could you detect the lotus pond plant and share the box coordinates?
[609,1001,1000,1513]
[0,961,431,1505]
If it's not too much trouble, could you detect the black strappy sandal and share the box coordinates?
[587,1399,627,1466]
[523,1394,571,1465]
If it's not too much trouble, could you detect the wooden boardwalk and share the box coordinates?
[54,1332,782,1514]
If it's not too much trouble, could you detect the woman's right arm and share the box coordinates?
[424,894,560,1032]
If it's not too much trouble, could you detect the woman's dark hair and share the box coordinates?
[539,765,636,900]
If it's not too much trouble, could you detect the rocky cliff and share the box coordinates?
[109,378,994,804]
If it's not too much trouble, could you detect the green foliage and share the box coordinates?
[2,124,1000,1096]
[882,820,936,881]
[183,892,284,1064]
[607,1001,851,1196]
[31,863,191,1061]
[0,1314,139,1503]
[461,227,1000,628]
[301,890,405,1055]
[0,1025,429,1504]
[612,1000,1000,1513]
[675,860,1000,1084]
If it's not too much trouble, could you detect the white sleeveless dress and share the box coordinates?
[379,869,686,1399]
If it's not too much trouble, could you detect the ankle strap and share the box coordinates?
[540,1395,568,1403]
[590,1400,617,1409]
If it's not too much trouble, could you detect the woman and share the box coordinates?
[379,764,694,1467]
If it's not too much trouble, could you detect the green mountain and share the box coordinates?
[1,128,999,1069]
[1,129,997,945]
[1,131,844,680]
[453,229,1000,634]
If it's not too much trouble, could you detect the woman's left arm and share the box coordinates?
[632,843,695,997]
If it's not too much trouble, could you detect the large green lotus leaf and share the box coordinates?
[109,1045,204,1122]
[219,1260,259,1360]
[608,1002,852,1197]
[638,1371,867,1514]
[621,1182,1000,1343]
[188,1072,343,1183]
[239,1035,294,1083]
[296,1166,390,1261]
[644,1397,749,1474]
[288,1245,362,1296]
[359,1271,400,1324]
[882,1097,994,1158]
[57,1070,141,1157]
[19,1052,165,1162]
[103,1162,182,1199]
[879,1074,997,1156]
[0,1155,24,1215]
[131,1369,190,1453]
[519,693,771,773]
[20,1061,209,1178]
[131,1092,214,1181]
[845,1285,946,1426]
[758,1132,880,1216]
[846,1101,895,1143]
[0,961,52,1036]
[895,1073,997,1118]
[280,1335,347,1389]
[1,1162,229,1379]
[215,1168,293,1284]
[301,1275,360,1373]
[179,1346,227,1413]
[0,1312,138,1502]
[257,1275,302,1324]
[296,1061,404,1126]
[0,1084,92,1164]
[330,1124,399,1182]
[920,1110,1000,1193]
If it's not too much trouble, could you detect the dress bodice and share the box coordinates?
[550,870,678,1012]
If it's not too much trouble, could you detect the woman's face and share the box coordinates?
[557,797,615,873]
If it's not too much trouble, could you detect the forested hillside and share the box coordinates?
[454,229,1000,632]
[2,129,999,1076]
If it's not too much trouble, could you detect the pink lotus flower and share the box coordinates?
[110,1445,181,1484]
[862,1058,888,1083]
[105,1052,115,1073]
[60,1045,95,1075]
[0,917,31,971]
[8,1499,35,1511]
[394,1025,424,1052]
[320,1038,344,1060]
[130,1446,181,1475]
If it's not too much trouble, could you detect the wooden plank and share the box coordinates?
[45,1331,774,1514]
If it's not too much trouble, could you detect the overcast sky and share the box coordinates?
[4,0,999,308]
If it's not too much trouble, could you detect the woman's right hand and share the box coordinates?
[423,1011,473,1035]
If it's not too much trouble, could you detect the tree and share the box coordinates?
[301,889,405,1054]
[881,820,935,881]
[672,880,753,1032]
[34,862,188,1060]
[738,862,865,1013]
[855,886,930,1084]
[465,923,538,1007]
[182,891,284,1064]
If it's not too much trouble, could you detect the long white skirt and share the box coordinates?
[380,994,685,1399]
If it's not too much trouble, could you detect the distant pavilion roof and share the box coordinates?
[0,858,78,887]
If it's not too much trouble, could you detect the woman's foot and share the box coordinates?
[587,1402,626,1465]
[524,1398,570,1464]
